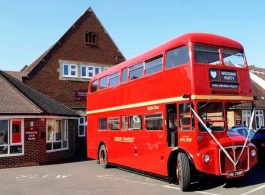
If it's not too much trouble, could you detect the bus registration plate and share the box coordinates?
[227,170,244,178]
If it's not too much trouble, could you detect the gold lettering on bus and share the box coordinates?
[147,105,159,111]
[180,136,192,142]
[114,137,135,142]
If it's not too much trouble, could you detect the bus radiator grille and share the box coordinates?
[219,146,249,175]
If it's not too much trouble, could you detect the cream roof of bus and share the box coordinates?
[91,32,244,81]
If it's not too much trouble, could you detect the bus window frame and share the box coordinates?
[145,113,163,131]
[108,117,120,131]
[121,68,128,84]
[109,71,120,87]
[165,45,190,69]
[178,102,194,131]
[145,55,163,76]
[121,116,127,131]
[129,62,144,81]
[128,115,142,130]
[99,76,109,90]
[98,118,108,131]
[90,79,98,93]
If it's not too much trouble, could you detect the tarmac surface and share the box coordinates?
[1,156,265,195]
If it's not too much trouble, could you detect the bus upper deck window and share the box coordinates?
[99,76,108,90]
[129,63,143,80]
[121,68,128,83]
[166,46,189,69]
[91,80,98,93]
[194,45,220,65]
[222,48,245,68]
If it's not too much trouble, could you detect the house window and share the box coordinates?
[242,110,251,127]
[255,110,264,129]
[81,66,101,79]
[78,117,86,137]
[46,119,68,151]
[0,119,23,156]
[85,32,98,45]
[63,64,78,77]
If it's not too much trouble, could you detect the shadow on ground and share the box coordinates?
[189,165,265,191]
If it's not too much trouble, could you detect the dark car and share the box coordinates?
[228,126,256,140]
[251,127,265,165]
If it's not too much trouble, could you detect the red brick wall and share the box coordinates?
[0,118,78,169]
[23,10,125,108]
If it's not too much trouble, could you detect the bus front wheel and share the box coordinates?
[177,153,191,191]
[99,145,108,168]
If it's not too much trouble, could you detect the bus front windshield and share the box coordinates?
[194,44,245,67]
[197,102,225,132]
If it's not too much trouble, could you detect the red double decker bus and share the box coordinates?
[86,32,257,191]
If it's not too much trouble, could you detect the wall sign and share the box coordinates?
[25,127,38,141]
[75,89,87,101]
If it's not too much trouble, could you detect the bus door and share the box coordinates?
[166,104,178,147]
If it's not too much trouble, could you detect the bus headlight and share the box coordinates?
[203,154,210,163]
[251,149,256,157]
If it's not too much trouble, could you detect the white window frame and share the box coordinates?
[46,119,68,152]
[0,119,24,157]
[255,110,264,129]
[80,65,101,79]
[78,117,86,137]
[242,110,251,127]
[62,64,78,78]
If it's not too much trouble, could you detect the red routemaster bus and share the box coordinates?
[86,32,257,191]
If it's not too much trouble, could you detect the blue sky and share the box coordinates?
[0,0,264,71]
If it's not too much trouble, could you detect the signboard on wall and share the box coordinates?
[75,89,87,101]
[236,119,242,125]
[25,127,38,141]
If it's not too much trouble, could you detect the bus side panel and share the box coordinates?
[87,115,98,159]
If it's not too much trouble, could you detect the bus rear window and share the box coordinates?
[166,46,189,69]
[222,48,245,67]
[194,45,220,65]
[90,80,98,93]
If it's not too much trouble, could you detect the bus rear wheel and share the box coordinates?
[99,145,108,168]
[177,153,191,191]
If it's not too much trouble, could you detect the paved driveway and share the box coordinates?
[1,157,265,195]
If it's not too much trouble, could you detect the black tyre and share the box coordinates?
[177,153,191,191]
[99,145,108,168]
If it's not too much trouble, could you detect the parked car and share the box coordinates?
[228,126,256,140]
[251,127,265,165]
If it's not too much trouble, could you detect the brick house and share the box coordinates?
[0,70,80,168]
[227,66,265,130]
[5,7,125,155]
